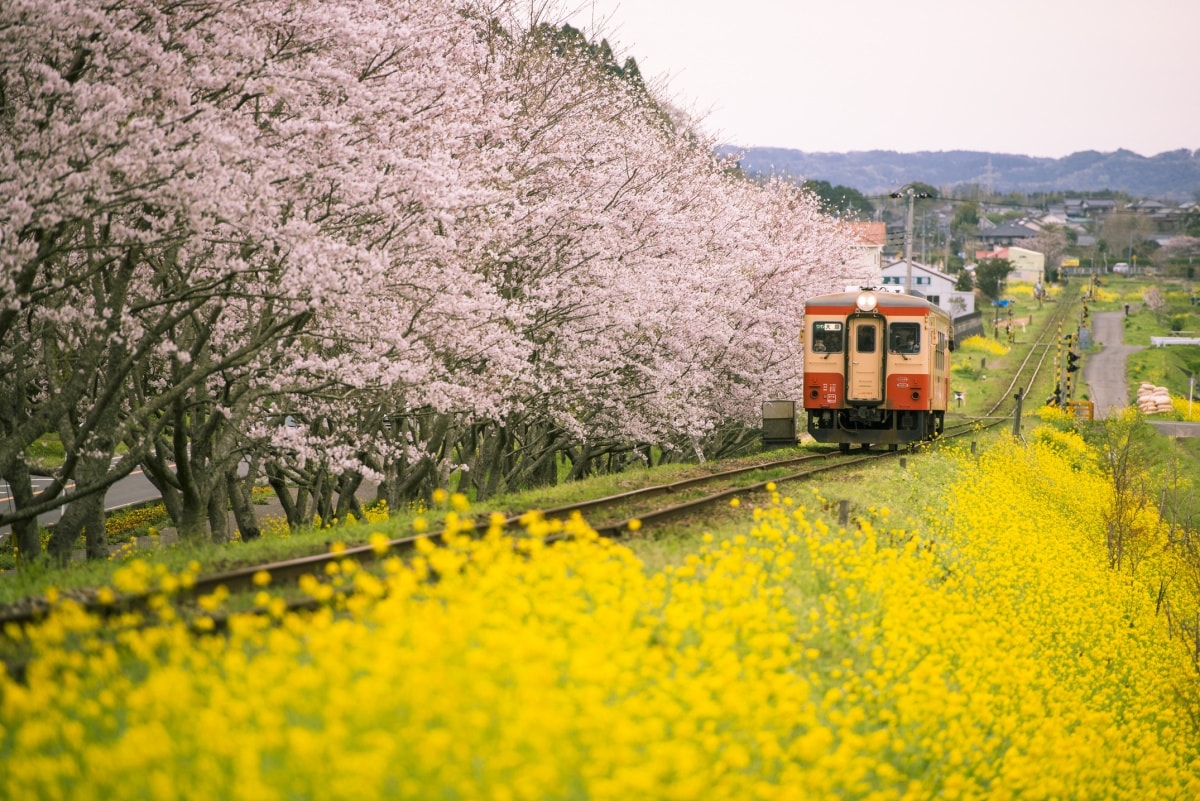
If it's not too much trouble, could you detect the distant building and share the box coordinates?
[1129,199,1166,214]
[974,246,1045,285]
[1037,212,1069,227]
[880,259,975,319]
[838,221,887,288]
[1081,198,1118,217]
[977,221,1040,247]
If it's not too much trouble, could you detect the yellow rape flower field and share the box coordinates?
[2,437,1199,799]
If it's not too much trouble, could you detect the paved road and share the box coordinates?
[1084,311,1142,420]
[1085,309,1200,438]
[0,468,163,539]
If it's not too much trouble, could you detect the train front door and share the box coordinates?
[847,317,884,403]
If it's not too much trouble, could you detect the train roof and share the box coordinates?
[804,289,949,317]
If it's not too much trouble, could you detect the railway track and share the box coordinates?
[991,292,1078,414]
[0,433,972,636]
[952,290,1080,424]
[0,293,1081,641]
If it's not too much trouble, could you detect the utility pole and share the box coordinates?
[891,185,933,294]
[944,217,951,270]
[904,190,915,293]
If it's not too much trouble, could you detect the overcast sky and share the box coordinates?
[565,0,1200,159]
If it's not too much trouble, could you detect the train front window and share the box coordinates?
[889,323,920,354]
[856,325,876,353]
[812,322,843,353]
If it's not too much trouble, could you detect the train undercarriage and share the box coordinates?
[806,406,945,452]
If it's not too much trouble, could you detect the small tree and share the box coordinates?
[1143,285,1167,324]
[975,258,1014,300]
[1017,225,1067,282]
[1092,410,1158,575]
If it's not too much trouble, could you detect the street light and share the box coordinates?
[890,186,933,294]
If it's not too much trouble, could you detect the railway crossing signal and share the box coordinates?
[1066,351,1081,373]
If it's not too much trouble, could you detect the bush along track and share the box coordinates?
[2,433,1198,799]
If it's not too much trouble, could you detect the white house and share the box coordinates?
[880,259,975,319]
[974,246,1045,285]
[838,221,887,288]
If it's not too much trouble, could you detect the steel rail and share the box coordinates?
[0,451,851,629]
[1,300,1077,635]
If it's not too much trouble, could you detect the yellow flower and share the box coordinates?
[369,532,390,555]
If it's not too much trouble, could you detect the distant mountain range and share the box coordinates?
[721,147,1200,203]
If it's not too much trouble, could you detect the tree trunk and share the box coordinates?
[83,494,107,561]
[207,478,230,543]
[6,459,42,566]
[315,472,335,527]
[334,472,365,522]
[49,451,110,563]
[177,492,209,541]
[227,469,261,541]
[266,463,305,530]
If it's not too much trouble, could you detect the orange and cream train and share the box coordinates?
[801,288,953,451]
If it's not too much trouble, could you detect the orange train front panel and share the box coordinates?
[803,372,843,409]
[885,373,931,410]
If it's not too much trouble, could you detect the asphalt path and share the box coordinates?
[1084,311,1141,419]
[1085,308,1200,438]
[0,462,161,538]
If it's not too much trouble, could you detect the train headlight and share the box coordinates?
[855,291,878,312]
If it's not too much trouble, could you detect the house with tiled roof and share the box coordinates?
[974,246,1045,285]
[978,221,1040,247]
[1064,198,1119,219]
[837,221,887,288]
[1080,198,1118,216]
[880,259,975,319]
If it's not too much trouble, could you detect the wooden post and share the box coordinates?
[1013,388,1024,437]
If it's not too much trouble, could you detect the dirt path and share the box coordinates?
[1084,311,1142,419]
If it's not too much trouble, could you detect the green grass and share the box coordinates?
[26,435,65,470]
[0,288,1068,602]
[0,283,1186,609]
[948,288,1073,418]
[1114,276,1200,398]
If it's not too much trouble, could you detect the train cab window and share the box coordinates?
[889,323,920,355]
[856,325,877,353]
[811,322,843,353]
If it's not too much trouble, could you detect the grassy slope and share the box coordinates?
[5,276,1199,601]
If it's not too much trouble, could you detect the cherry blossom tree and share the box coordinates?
[3,0,857,561]
[1,0,495,552]
[2,0,322,556]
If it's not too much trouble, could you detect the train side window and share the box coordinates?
[856,325,876,353]
[812,322,843,353]
[888,322,920,354]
